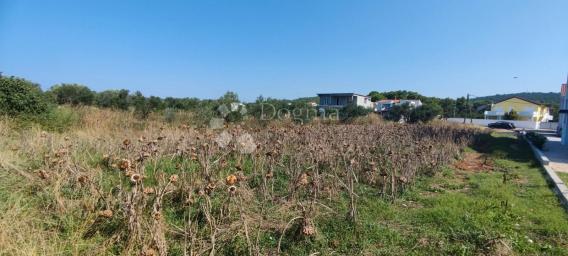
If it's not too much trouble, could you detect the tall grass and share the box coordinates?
[2,107,566,255]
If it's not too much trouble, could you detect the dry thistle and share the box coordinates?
[205,182,216,194]
[298,173,309,186]
[98,209,113,218]
[141,248,157,256]
[77,175,89,185]
[169,174,179,183]
[153,211,162,220]
[118,159,131,171]
[302,219,316,236]
[130,173,142,184]
[143,187,155,194]
[225,174,237,185]
[37,170,49,180]
[227,185,237,196]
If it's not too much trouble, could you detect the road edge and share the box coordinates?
[524,136,568,210]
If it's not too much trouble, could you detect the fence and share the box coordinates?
[446,118,558,130]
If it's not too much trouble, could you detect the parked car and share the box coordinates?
[488,121,516,130]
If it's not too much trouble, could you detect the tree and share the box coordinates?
[94,89,130,110]
[455,97,468,117]
[340,104,372,121]
[384,103,411,122]
[407,104,442,123]
[0,76,51,116]
[368,91,385,102]
[219,91,239,104]
[48,83,95,105]
[117,89,130,110]
[503,110,520,120]
[147,96,164,111]
[132,91,151,119]
[439,98,456,118]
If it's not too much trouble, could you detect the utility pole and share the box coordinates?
[463,93,470,124]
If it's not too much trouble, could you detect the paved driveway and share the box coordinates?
[542,136,568,173]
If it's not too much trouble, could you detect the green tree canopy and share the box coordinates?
[0,76,51,116]
[407,104,442,123]
[368,91,386,102]
[48,83,95,105]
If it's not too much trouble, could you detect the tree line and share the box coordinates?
[2,74,504,126]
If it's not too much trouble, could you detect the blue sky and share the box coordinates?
[1,0,567,102]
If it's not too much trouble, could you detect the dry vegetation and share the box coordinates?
[0,108,566,255]
[0,108,483,255]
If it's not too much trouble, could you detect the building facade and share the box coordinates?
[317,93,374,109]
[375,99,423,112]
[560,82,568,145]
[484,97,552,122]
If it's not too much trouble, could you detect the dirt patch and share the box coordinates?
[453,152,494,172]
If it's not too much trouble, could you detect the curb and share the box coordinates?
[524,136,568,210]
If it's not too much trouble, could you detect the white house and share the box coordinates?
[375,99,423,112]
[399,99,423,108]
[317,93,374,109]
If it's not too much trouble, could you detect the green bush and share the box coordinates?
[407,104,442,123]
[0,76,51,117]
[47,83,95,105]
[383,104,410,122]
[132,91,151,119]
[526,131,547,149]
[340,104,372,122]
[503,110,520,120]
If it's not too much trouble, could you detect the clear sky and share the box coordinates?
[1,0,567,102]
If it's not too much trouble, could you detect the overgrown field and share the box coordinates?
[1,109,567,255]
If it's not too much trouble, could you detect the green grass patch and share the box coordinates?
[277,132,568,255]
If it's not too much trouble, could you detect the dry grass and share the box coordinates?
[0,108,481,255]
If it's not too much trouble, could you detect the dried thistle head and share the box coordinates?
[37,170,49,180]
[153,211,162,220]
[130,173,142,184]
[141,248,157,256]
[118,159,131,171]
[225,174,237,185]
[143,187,155,194]
[98,209,113,218]
[77,175,89,185]
[302,218,316,236]
[169,174,179,183]
[297,173,309,186]
[227,185,237,196]
[205,182,216,194]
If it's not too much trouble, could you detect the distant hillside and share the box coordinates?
[473,92,560,105]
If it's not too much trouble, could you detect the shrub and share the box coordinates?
[340,104,372,122]
[132,91,151,119]
[407,104,442,123]
[95,89,129,110]
[383,104,411,122]
[47,83,95,105]
[526,131,547,149]
[503,110,520,120]
[0,76,51,117]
